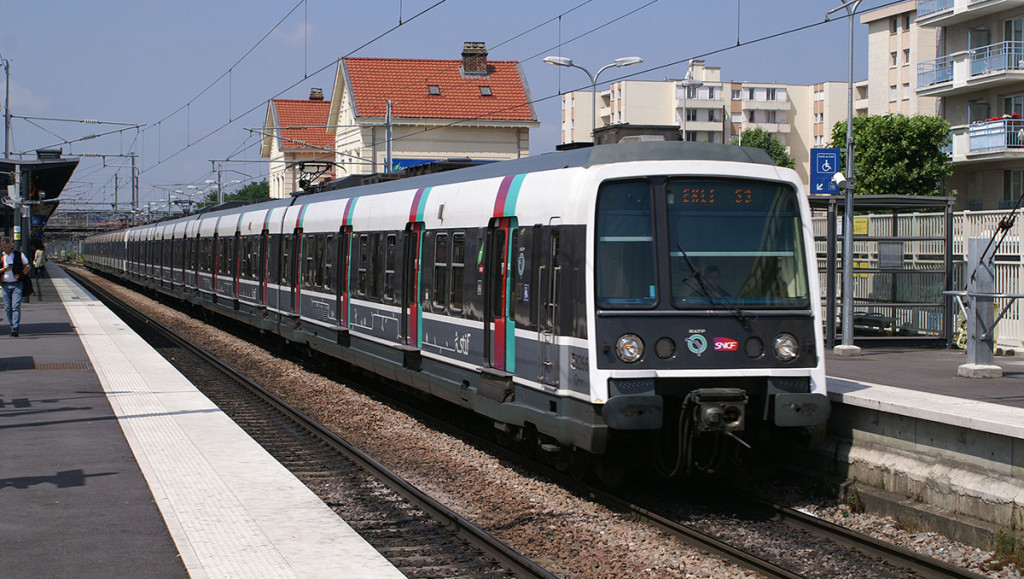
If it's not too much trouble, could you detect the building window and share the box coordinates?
[890,52,898,68]
[685,108,697,121]
[903,48,911,65]
[479,86,492,96]
[902,83,911,100]
[748,110,757,123]
[731,89,741,100]
[427,85,440,95]
[1005,170,1024,204]
[685,131,698,142]
[903,14,911,30]
[890,85,898,102]
[890,17,898,34]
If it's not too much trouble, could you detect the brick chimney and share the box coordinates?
[309,87,324,101]
[461,42,488,76]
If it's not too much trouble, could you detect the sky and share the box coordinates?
[0,0,898,212]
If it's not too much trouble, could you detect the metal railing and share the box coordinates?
[917,54,954,87]
[971,40,1024,77]
[968,118,1024,152]
[917,0,954,17]
[814,208,1024,348]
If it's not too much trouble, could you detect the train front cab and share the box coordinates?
[586,166,830,477]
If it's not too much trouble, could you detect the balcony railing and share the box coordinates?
[971,41,1024,77]
[918,54,954,87]
[917,0,953,17]
[969,118,1024,152]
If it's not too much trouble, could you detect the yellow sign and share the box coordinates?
[853,217,868,235]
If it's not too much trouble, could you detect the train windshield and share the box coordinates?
[595,178,809,309]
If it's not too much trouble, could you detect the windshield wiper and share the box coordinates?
[676,242,749,327]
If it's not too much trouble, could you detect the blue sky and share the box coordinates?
[0,0,896,210]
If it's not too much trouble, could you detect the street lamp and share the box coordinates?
[826,0,863,357]
[543,55,644,143]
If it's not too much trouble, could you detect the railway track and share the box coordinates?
[73,267,991,578]
[70,269,555,579]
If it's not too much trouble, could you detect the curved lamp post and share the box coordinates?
[543,55,643,142]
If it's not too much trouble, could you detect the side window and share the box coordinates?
[323,235,334,292]
[281,234,292,285]
[433,233,449,309]
[303,234,315,289]
[450,233,465,311]
[357,234,369,297]
[383,234,397,302]
[368,234,382,299]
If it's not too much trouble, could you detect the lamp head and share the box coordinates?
[543,56,573,67]
[614,56,643,67]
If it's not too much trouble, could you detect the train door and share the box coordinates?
[232,231,241,298]
[485,217,517,372]
[337,227,351,328]
[537,228,561,386]
[403,223,423,347]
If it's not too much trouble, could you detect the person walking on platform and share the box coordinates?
[1,237,30,337]
[33,243,46,278]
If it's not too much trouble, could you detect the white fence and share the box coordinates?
[813,208,1024,349]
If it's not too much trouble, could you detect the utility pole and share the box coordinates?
[3,55,10,160]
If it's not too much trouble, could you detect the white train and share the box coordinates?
[84,141,829,481]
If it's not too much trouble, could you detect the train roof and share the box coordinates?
[161,142,777,222]
[312,141,774,202]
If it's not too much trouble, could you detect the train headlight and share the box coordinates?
[773,333,799,362]
[616,334,645,363]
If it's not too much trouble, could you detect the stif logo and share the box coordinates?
[713,337,739,351]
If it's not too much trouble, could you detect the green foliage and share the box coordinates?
[197,180,269,209]
[732,127,796,168]
[829,114,952,196]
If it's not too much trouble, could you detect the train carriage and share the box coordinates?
[83,142,829,480]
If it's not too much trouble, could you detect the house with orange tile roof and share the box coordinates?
[261,88,335,198]
[327,42,539,177]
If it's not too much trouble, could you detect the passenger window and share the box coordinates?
[323,235,334,292]
[383,234,397,302]
[357,234,369,297]
[433,234,448,309]
[450,233,465,311]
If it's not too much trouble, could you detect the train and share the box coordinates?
[83,141,830,482]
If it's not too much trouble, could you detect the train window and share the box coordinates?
[303,234,315,288]
[218,237,228,275]
[666,178,808,308]
[368,234,382,299]
[323,235,334,292]
[357,234,369,297]
[282,235,292,285]
[595,180,657,308]
[433,233,448,308]
[383,234,396,302]
[450,233,465,311]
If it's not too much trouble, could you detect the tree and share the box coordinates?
[829,114,952,196]
[732,127,795,168]
[197,180,270,209]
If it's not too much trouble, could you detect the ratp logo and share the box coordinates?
[685,334,707,356]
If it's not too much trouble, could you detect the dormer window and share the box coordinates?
[479,86,492,96]
[428,85,441,95]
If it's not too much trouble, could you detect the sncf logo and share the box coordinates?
[714,337,739,352]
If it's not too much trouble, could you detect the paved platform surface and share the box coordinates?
[0,266,402,578]
[825,346,1024,440]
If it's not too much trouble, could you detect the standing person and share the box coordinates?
[1,237,29,336]
[33,243,46,278]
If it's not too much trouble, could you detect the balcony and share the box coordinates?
[918,0,1024,28]
[917,0,954,18]
[918,41,1024,97]
[968,117,1024,153]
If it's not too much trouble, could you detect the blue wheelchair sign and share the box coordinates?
[810,148,841,194]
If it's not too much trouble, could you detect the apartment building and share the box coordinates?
[862,1,940,116]
[557,60,850,186]
[916,0,1024,210]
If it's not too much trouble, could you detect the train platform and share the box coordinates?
[0,266,402,578]
[825,346,1024,436]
